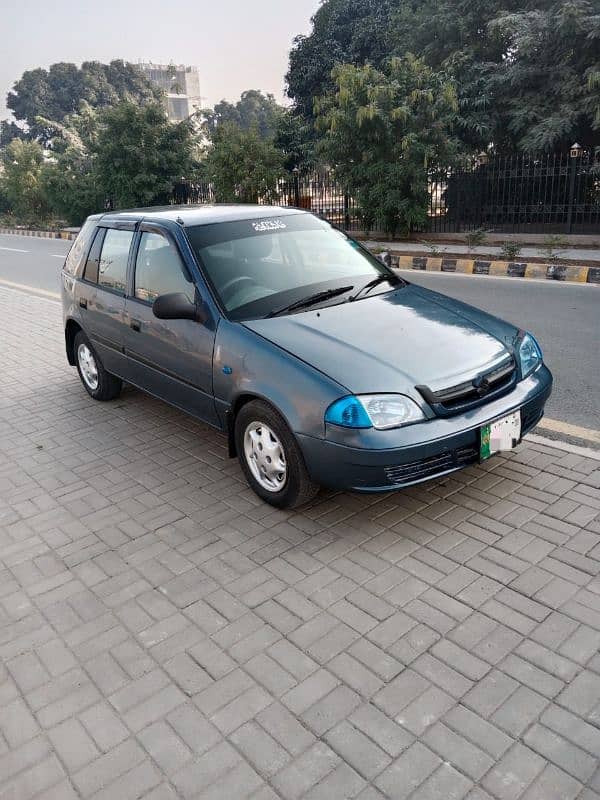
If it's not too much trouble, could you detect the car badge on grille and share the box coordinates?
[473,375,491,396]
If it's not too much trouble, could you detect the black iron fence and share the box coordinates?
[171,149,600,235]
[428,150,600,234]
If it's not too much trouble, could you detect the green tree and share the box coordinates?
[0,120,27,148]
[7,60,162,145]
[205,122,285,203]
[41,148,103,225]
[92,102,195,209]
[203,90,283,140]
[287,0,600,152]
[287,0,396,119]
[273,111,317,172]
[488,0,600,151]
[0,139,48,221]
[314,57,459,234]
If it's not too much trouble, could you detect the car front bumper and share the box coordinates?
[297,365,553,492]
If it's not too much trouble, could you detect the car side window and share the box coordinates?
[82,227,106,284]
[97,229,134,295]
[134,232,194,304]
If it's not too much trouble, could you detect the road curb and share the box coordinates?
[0,226,76,240]
[527,433,600,461]
[377,251,599,284]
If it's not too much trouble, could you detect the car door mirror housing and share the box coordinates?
[152,292,206,323]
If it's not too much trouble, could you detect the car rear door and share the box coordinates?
[122,223,219,426]
[78,221,136,376]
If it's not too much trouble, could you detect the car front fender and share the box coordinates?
[212,319,348,439]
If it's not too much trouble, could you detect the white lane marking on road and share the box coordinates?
[0,278,60,300]
[51,254,66,258]
[0,246,29,253]
[537,417,600,445]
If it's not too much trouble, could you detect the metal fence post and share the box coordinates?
[566,158,576,234]
[293,168,300,208]
[567,143,583,233]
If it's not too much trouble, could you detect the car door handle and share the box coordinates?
[130,320,141,332]
[79,298,87,309]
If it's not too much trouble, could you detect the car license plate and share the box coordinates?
[480,411,521,461]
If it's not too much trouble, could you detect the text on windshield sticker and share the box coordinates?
[252,219,287,232]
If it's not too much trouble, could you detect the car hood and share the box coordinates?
[243,283,520,396]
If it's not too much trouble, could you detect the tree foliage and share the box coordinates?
[288,0,600,152]
[488,0,600,151]
[204,122,285,203]
[41,143,103,225]
[287,0,396,120]
[93,102,196,209]
[0,139,48,221]
[314,57,459,233]
[7,60,163,145]
[202,89,316,172]
[202,90,282,140]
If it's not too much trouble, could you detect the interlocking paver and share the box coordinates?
[374,740,441,798]
[482,742,546,799]
[1,286,600,798]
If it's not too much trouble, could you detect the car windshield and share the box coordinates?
[185,213,398,320]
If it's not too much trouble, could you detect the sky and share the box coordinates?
[1,0,322,120]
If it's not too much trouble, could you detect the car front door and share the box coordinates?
[123,224,219,426]
[78,223,135,376]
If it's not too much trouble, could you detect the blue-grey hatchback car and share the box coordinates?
[61,205,552,508]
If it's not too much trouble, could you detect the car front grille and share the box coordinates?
[380,390,546,489]
[384,446,479,486]
[416,357,517,416]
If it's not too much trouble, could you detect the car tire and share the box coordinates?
[235,400,320,509]
[74,331,122,401]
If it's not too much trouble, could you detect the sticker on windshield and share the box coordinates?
[252,219,287,232]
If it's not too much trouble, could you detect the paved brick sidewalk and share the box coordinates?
[1,285,600,800]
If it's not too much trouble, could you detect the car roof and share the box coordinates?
[96,204,308,227]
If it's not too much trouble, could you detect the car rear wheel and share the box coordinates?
[235,400,319,509]
[74,331,122,401]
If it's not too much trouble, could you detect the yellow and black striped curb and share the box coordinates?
[384,254,599,284]
[0,227,77,240]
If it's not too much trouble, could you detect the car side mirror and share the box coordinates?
[152,292,206,323]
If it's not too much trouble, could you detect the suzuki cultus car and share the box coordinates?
[61,206,552,508]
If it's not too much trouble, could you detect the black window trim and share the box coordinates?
[80,226,106,287]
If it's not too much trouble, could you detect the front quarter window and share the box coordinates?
[134,232,194,304]
[185,214,396,320]
[64,219,98,276]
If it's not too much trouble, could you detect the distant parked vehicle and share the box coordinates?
[61,205,552,507]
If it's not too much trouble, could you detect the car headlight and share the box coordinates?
[325,394,425,430]
[518,332,542,379]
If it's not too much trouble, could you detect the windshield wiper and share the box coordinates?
[267,285,354,318]
[351,274,399,301]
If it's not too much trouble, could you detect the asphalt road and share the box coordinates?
[0,233,69,294]
[1,232,598,438]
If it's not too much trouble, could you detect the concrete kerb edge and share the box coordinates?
[0,226,77,240]
[526,432,600,461]
[371,249,599,285]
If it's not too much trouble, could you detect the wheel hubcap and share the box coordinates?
[77,343,99,390]
[243,421,287,492]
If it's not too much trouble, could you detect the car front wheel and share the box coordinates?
[235,400,319,509]
[74,331,122,401]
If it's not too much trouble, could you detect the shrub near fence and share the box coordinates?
[171,149,600,235]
